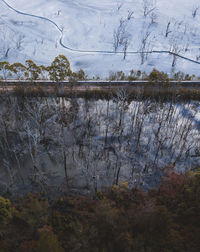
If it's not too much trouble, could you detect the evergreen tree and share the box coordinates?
[48,55,72,82]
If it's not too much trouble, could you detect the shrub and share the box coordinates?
[108,71,127,81]
[17,194,48,228]
[36,227,64,252]
[71,69,87,80]
[148,68,169,83]
[0,196,15,225]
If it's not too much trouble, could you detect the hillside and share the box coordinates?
[0,0,200,77]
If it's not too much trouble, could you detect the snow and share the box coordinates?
[0,0,200,77]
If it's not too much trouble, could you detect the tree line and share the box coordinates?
[0,54,198,82]
[0,168,200,251]
[0,55,86,82]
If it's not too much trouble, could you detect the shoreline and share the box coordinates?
[1,80,200,100]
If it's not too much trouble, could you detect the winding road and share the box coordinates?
[1,0,200,65]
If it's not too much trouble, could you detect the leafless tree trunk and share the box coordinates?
[165,21,171,37]
[143,0,156,17]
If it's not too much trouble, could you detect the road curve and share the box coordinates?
[1,0,200,65]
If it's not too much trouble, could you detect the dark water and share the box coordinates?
[0,94,199,196]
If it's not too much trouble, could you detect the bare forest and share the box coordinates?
[0,91,199,196]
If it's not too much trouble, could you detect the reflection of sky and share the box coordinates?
[0,97,200,195]
[177,103,200,130]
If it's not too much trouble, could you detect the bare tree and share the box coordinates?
[142,0,157,18]
[0,26,15,58]
[113,19,125,52]
[127,10,134,20]
[113,18,131,56]
[117,3,123,11]
[149,11,158,25]
[170,40,183,68]
[168,21,186,68]
[192,6,199,18]
[165,21,171,37]
[123,38,129,60]
[15,34,25,50]
[139,29,152,64]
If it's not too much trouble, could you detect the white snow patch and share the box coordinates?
[0,0,200,77]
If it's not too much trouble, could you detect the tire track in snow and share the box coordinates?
[1,0,200,65]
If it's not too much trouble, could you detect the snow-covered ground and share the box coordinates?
[0,0,200,77]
